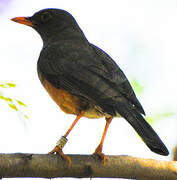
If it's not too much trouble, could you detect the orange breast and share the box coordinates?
[39,74,83,115]
[38,73,105,119]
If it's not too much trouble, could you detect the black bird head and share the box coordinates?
[11,8,85,43]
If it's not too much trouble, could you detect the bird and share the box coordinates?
[11,8,169,166]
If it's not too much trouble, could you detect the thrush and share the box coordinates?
[11,8,169,166]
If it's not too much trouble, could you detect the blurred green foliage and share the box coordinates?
[0,83,16,88]
[146,112,175,125]
[131,79,174,124]
[131,79,144,95]
[0,83,28,120]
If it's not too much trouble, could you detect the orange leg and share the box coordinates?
[48,112,84,167]
[94,116,113,165]
[64,112,83,137]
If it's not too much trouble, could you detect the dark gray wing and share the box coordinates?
[37,42,145,116]
[89,43,145,115]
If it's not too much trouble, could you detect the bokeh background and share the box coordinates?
[0,0,177,179]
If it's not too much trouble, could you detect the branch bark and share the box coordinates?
[173,145,177,161]
[0,153,177,179]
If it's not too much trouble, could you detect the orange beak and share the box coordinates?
[11,17,33,27]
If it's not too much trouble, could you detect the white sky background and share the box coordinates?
[0,0,177,179]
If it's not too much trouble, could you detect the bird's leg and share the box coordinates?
[93,116,113,165]
[48,112,84,167]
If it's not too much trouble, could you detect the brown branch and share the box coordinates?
[0,153,177,179]
[173,145,177,161]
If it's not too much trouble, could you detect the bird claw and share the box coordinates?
[93,152,106,166]
[93,144,106,165]
[48,146,71,168]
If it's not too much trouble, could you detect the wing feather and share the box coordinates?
[37,42,145,116]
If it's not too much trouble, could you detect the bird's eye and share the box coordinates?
[40,12,52,23]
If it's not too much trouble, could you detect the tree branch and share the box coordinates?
[173,145,177,161]
[0,153,177,179]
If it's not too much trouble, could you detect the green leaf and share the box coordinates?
[0,83,29,122]
[0,84,6,88]
[24,115,29,119]
[8,103,18,111]
[6,83,16,87]
[0,83,16,88]
[16,100,27,107]
[0,95,13,102]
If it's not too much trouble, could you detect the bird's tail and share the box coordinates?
[115,101,169,156]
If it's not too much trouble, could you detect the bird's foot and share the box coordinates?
[93,144,106,166]
[48,146,71,168]
[93,152,106,166]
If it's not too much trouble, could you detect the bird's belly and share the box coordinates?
[83,107,104,119]
[38,73,104,118]
[39,75,82,115]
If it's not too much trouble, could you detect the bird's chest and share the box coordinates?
[37,72,105,119]
[38,72,83,115]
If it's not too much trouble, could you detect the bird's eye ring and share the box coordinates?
[40,12,52,23]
